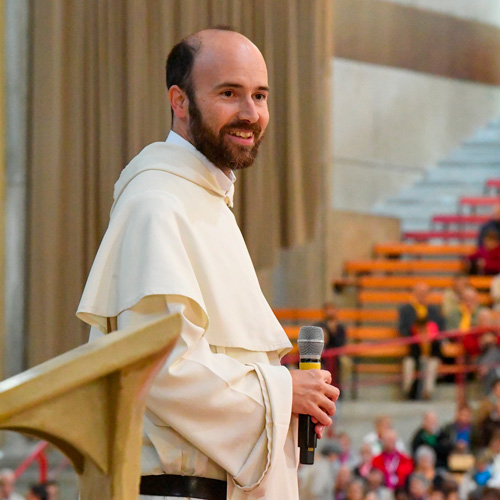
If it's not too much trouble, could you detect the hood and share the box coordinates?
[111,142,226,213]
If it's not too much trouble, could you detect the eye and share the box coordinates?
[254,93,268,101]
[222,90,234,97]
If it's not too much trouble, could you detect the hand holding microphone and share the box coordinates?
[290,325,340,464]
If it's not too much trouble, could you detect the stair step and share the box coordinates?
[426,168,498,182]
[447,149,500,161]
[438,159,500,167]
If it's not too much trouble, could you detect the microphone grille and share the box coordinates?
[297,326,324,357]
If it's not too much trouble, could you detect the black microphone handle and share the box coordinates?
[298,413,317,465]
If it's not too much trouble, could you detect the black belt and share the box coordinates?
[140,474,227,499]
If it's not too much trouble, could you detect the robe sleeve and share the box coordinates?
[115,294,294,493]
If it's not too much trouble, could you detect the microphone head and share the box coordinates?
[297,326,324,358]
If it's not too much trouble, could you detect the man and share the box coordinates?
[315,302,348,387]
[399,283,444,399]
[0,469,24,500]
[298,441,342,500]
[363,415,406,456]
[410,412,445,467]
[77,28,339,500]
[446,286,486,358]
[438,405,473,467]
[477,204,500,249]
[371,429,414,492]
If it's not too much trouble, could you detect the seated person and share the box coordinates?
[477,203,500,249]
[442,274,469,324]
[401,317,441,400]
[315,301,349,387]
[0,469,25,500]
[477,398,500,449]
[372,429,414,492]
[299,440,342,500]
[406,473,431,500]
[476,329,500,395]
[26,484,48,500]
[345,479,364,500]
[475,379,500,445]
[409,445,446,491]
[363,415,407,456]
[354,443,374,480]
[399,283,444,400]
[466,229,500,275]
[438,405,473,467]
[458,450,493,500]
[411,412,443,464]
[445,286,486,358]
[491,273,500,312]
[364,468,393,500]
[333,464,353,500]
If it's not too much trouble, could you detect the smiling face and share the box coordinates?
[170,30,269,173]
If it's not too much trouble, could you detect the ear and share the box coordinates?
[169,85,189,119]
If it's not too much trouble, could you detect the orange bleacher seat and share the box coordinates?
[344,259,464,275]
[337,309,398,323]
[374,243,475,258]
[273,308,300,322]
[274,308,323,324]
[358,290,491,305]
[283,325,301,354]
[348,326,398,340]
[358,275,492,290]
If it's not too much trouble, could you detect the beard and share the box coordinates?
[187,93,264,170]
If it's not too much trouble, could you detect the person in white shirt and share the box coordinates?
[77,27,339,500]
[0,469,25,500]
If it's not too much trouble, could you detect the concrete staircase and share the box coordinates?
[372,118,500,232]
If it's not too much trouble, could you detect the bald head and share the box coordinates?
[166,27,270,172]
[413,282,430,304]
[166,28,266,106]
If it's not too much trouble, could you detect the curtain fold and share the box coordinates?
[27,0,333,366]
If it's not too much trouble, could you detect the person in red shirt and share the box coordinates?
[372,429,414,492]
[466,230,500,275]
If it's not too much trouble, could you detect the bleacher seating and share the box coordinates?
[431,214,489,227]
[459,195,500,213]
[374,242,475,257]
[345,259,463,274]
[278,176,499,400]
[402,230,477,241]
[485,178,500,193]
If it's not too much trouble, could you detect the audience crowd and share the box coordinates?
[0,469,58,500]
[304,207,500,500]
[299,401,500,500]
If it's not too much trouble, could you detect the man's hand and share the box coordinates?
[290,369,340,438]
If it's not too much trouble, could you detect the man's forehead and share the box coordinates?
[191,31,268,87]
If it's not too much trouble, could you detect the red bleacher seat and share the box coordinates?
[431,214,489,226]
[403,230,477,241]
[486,179,500,190]
[460,196,500,207]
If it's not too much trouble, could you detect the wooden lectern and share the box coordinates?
[0,313,182,500]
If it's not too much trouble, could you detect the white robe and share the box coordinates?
[77,142,299,499]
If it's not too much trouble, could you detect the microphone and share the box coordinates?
[297,325,325,465]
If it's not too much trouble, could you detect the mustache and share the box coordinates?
[221,120,262,136]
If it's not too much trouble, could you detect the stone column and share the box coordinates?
[4,0,30,377]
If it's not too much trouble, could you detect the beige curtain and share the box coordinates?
[27,0,333,366]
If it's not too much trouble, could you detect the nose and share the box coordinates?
[237,95,259,123]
